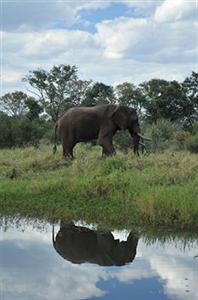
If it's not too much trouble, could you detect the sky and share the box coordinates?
[1,0,198,95]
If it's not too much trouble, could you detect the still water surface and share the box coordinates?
[0,217,197,300]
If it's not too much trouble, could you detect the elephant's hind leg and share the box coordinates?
[62,137,75,159]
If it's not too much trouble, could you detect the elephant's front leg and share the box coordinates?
[132,134,140,156]
[98,136,116,157]
[98,125,116,157]
[102,147,110,158]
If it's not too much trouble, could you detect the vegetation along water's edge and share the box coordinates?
[0,145,198,229]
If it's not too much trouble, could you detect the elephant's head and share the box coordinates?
[110,105,141,155]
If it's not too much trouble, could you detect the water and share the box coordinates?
[0,217,197,300]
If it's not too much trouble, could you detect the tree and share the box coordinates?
[182,71,198,126]
[0,91,29,117]
[0,111,12,147]
[0,91,42,120]
[25,97,43,120]
[68,79,91,107]
[24,64,89,122]
[139,79,187,123]
[0,91,46,147]
[81,82,115,106]
[115,82,145,115]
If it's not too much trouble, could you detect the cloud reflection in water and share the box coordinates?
[0,220,197,300]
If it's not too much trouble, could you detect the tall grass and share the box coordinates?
[0,144,198,228]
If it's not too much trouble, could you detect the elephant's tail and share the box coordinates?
[53,122,58,154]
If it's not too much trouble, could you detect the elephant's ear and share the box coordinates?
[110,106,128,130]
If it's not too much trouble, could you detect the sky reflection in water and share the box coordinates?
[0,218,197,300]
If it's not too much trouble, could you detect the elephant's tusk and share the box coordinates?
[137,133,152,141]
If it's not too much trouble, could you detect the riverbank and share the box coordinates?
[0,145,198,228]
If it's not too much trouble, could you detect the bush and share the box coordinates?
[0,113,49,148]
[191,121,198,135]
[114,131,132,151]
[173,130,191,150]
[148,119,178,152]
[0,112,12,147]
[185,134,198,153]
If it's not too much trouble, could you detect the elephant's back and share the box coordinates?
[61,104,115,119]
[58,107,102,141]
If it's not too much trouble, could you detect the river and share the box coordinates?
[0,217,197,300]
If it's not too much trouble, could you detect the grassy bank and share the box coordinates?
[0,145,198,228]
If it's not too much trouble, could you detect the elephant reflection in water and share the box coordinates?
[52,222,138,266]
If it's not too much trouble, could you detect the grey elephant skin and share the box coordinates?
[53,104,141,158]
[52,222,138,266]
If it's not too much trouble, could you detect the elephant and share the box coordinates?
[53,104,147,158]
[52,221,138,266]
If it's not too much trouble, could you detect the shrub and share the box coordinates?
[114,131,132,151]
[185,134,198,153]
[149,119,178,152]
[191,121,198,135]
[0,112,12,147]
[0,113,49,148]
[173,130,191,150]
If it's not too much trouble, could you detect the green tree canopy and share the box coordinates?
[115,82,145,115]
[0,91,42,119]
[0,111,12,147]
[0,91,29,117]
[24,64,90,122]
[81,82,115,106]
[25,97,43,121]
[140,73,198,125]
[140,79,187,123]
[181,71,198,126]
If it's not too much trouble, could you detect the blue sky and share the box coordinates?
[77,3,130,27]
[68,3,148,32]
[1,0,197,95]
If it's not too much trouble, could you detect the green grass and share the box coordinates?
[0,144,198,228]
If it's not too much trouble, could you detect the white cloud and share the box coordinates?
[96,18,148,59]
[2,0,114,31]
[2,1,74,31]
[149,254,197,300]
[155,0,197,23]
[114,261,155,282]
[96,18,147,58]
[1,28,97,94]
[123,0,161,15]
[2,0,197,32]
[96,15,196,63]
[2,29,95,63]
[2,69,23,84]
[69,0,112,12]
[1,1,197,96]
